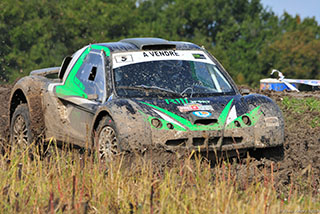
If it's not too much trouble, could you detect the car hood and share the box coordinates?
[110,95,262,131]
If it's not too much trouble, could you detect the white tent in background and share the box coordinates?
[260,69,320,92]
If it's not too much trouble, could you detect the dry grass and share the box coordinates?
[0,141,319,214]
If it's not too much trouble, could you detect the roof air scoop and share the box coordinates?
[120,38,176,50]
[141,44,176,50]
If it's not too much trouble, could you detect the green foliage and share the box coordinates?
[258,16,320,82]
[0,0,319,85]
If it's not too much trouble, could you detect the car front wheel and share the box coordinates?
[95,116,120,160]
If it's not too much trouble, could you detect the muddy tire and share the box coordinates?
[10,104,33,151]
[95,116,121,161]
[250,145,284,162]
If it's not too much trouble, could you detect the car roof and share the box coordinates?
[94,37,202,53]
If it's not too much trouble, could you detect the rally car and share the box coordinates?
[9,38,284,159]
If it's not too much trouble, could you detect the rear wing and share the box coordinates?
[30,56,72,80]
[30,67,60,77]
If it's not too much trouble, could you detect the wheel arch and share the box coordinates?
[243,93,284,129]
[91,109,114,147]
[243,93,285,148]
[9,77,47,140]
[243,94,283,117]
[9,88,29,124]
[93,111,113,131]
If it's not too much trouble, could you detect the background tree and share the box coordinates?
[0,0,319,87]
[258,16,320,81]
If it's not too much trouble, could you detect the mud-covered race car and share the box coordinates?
[9,38,284,159]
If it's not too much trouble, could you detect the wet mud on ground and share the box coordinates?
[0,85,11,143]
[1,84,320,193]
[257,90,320,192]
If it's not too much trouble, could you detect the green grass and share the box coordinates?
[282,97,320,113]
[281,96,320,128]
[0,142,319,213]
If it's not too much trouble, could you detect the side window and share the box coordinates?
[76,52,106,101]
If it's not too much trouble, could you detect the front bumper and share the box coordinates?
[151,123,284,152]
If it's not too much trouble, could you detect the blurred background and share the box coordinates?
[0,0,319,87]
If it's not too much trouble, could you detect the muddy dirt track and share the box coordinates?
[0,85,11,143]
[0,84,319,192]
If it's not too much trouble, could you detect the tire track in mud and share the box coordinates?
[0,84,319,193]
[261,91,320,192]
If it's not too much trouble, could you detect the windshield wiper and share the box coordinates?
[180,86,194,98]
[117,85,182,97]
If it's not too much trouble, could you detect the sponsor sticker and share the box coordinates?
[112,50,216,69]
[192,53,206,59]
[178,104,213,112]
[192,111,212,118]
[143,50,180,57]
[165,98,210,105]
[190,100,210,104]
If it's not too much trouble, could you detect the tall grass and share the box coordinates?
[0,141,319,213]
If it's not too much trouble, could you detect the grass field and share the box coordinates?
[0,142,319,214]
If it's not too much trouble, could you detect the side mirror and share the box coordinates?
[240,88,250,95]
[58,56,72,80]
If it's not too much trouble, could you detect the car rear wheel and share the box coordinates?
[95,116,120,160]
[10,104,33,151]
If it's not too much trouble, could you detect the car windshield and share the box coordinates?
[112,51,235,98]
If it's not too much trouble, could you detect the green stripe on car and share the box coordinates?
[140,100,261,131]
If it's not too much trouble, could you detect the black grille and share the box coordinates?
[165,139,187,146]
[194,119,218,125]
[192,138,205,146]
